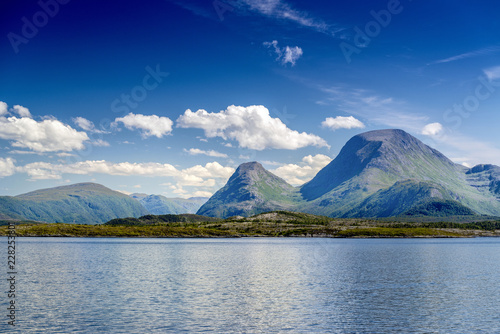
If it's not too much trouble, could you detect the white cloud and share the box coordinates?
[191,190,213,198]
[316,86,428,133]
[283,46,303,66]
[0,158,16,177]
[92,139,110,147]
[177,105,328,150]
[240,0,333,34]
[264,40,303,66]
[322,116,365,130]
[56,152,76,157]
[16,159,235,198]
[301,154,332,169]
[8,150,41,155]
[184,148,228,158]
[428,46,500,65]
[427,132,500,167]
[484,66,500,82]
[422,122,443,136]
[0,116,89,152]
[182,162,234,179]
[73,117,94,131]
[0,102,8,116]
[12,105,32,118]
[114,113,173,138]
[271,154,331,186]
[73,116,107,133]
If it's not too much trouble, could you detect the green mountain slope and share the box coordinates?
[343,180,476,217]
[197,162,303,218]
[0,183,149,224]
[130,194,208,215]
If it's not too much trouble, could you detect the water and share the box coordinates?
[2,237,500,333]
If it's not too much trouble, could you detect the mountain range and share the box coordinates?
[2,129,500,223]
[198,129,500,218]
[129,193,208,215]
[0,183,148,224]
[0,184,208,224]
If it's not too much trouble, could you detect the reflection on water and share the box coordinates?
[2,237,500,333]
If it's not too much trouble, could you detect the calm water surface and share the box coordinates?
[2,237,500,333]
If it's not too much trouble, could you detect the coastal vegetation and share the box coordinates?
[1,211,499,238]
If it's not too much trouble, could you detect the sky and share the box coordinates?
[1,0,500,198]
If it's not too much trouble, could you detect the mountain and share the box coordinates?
[199,129,500,218]
[130,193,208,215]
[465,164,500,200]
[0,183,148,224]
[298,129,500,217]
[197,162,303,217]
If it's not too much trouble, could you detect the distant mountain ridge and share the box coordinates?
[130,193,208,215]
[0,183,148,224]
[198,129,500,218]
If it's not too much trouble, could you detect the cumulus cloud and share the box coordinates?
[191,190,213,198]
[12,105,32,118]
[177,105,328,150]
[484,65,500,82]
[264,40,303,66]
[422,122,443,136]
[0,102,8,116]
[16,159,234,197]
[0,116,89,152]
[114,113,173,138]
[19,160,179,178]
[271,154,331,185]
[322,116,365,130]
[184,148,228,158]
[0,158,16,177]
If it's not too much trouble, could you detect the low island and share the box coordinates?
[2,211,500,238]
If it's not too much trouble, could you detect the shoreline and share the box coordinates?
[2,222,499,239]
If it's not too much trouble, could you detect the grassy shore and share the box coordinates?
[1,211,500,238]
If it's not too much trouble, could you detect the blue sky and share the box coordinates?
[1,0,500,197]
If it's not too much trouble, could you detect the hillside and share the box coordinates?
[0,183,148,224]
